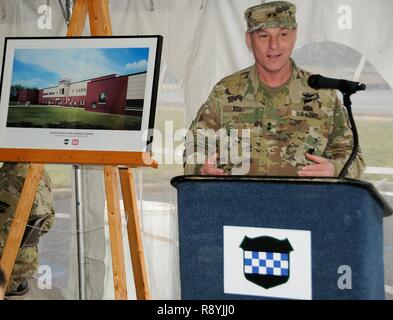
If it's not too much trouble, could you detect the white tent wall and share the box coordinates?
[110,0,393,120]
[0,0,392,300]
[0,1,67,38]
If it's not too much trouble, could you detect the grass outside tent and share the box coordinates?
[356,115,393,182]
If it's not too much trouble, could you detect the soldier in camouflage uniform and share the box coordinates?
[184,1,365,177]
[0,163,55,296]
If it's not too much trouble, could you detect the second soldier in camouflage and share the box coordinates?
[0,163,55,295]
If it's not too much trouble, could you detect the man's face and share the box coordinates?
[246,27,297,75]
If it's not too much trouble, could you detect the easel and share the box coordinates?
[0,0,154,300]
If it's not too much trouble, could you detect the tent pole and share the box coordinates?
[74,165,86,300]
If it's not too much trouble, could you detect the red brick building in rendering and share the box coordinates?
[17,72,146,116]
[17,88,38,104]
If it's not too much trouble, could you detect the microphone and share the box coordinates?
[308,74,366,94]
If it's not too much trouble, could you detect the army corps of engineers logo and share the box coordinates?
[240,236,293,289]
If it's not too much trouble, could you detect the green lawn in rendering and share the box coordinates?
[6,105,142,130]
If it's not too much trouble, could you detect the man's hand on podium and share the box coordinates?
[298,153,335,177]
[200,153,228,176]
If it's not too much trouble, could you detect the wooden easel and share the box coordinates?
[0,0,153,300]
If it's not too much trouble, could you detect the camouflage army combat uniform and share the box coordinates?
[184,61,366,178]
[0,163,55,293]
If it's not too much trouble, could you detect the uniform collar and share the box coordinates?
[250,58,298,93]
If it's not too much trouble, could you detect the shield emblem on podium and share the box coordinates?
[240,236,293,289]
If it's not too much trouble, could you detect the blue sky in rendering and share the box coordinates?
[11,47,149,89]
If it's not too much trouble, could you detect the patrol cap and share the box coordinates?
[244,1,297,32]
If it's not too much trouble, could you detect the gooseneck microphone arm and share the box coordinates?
[307,74,366,179]
[338,93,359,179]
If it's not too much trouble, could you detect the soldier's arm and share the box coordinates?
[183,86,223,175]
[322,96,366,178]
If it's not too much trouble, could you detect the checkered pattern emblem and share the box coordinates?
[240,235,293,289]
[244,251,289,276]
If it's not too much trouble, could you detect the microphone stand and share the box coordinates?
[338,92,359,179]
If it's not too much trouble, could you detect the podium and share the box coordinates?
[171,176,392,300]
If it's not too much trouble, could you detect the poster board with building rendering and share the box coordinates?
[0,36,162,165]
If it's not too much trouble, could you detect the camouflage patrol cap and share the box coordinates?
[244,1,297,32]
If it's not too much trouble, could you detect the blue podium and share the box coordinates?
[171,176,392,300]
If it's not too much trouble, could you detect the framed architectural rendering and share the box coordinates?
[0,35,162,165]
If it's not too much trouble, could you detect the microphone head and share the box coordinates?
[307,74,322,90]
[358,83,366,91]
